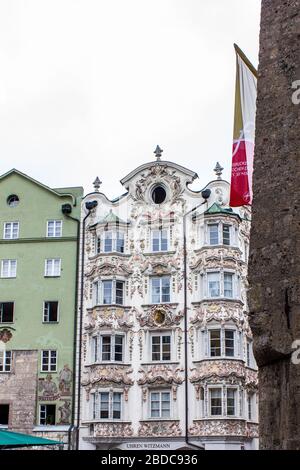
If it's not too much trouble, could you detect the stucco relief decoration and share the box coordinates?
[132,165,183,204]
[189,420,258,438]
[138,421,182,437]
[86,307,134,330]
[138,364,184,386]
[191,304,250,334]
[136,305,183,328]
[82,365,134,388]
[189,366,258,389]
[94,423,134,438]
[85,259,133,279]
[0,328,13,343]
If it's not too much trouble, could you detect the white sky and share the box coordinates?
[0,0,261,198]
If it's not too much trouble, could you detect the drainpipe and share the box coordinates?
[61,205,80,450]
[75,200,98,450]
[183,189,210,450]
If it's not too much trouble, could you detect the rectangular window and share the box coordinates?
[45,259,61,277]
[0,351,12,372]
[102,280,113,304]
[47,220,62,237]
[246,341,251,367]
[150,391,171,418]
[0,404,9,425]
[248,395,252,420]
[223,224,231,245]
[210,388,222,416]
[43,302,59,322]
[151,335,171,361]
[1,259,17,278]
[224,273,233,298]
[41,350,57,372]
[151,276,170,303]
[225,330,235,357]
[207,272,220,297]
[98,280,124,305]
[210,330,221,357]
[152,229,168,252]
[208,224,219,245]
[39,404,56,425]
[100,335,124,362]
[95,391,122,420]
[227,388,236,416]
[103,231,125,253]
[96,236,101,254]
[92,336,98,362]
[3,222,19,239]
[0,302,14,323]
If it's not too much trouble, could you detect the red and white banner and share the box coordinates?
[229,44,257,207]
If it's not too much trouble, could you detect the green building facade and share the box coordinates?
[0,169,82,447]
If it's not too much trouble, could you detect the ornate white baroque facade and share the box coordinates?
[78,154,258,450]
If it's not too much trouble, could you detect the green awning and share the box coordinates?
[0,429,63,448]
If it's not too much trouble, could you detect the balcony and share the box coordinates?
[189,419,258,438]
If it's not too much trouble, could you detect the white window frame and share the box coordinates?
[151,228,169,252]
[41,350,57,372]
[206,327,237,359]
[205,270,238,299]
[99,230,125,253]
[93,280,125,306]
[205,221,237,247]
[149,390,171,419]
[150,333,172,362]
[207,385,240,418]
[0,351,12,372]
[47,220,62,238]
[151,276,171,304]
[92,390,123,420]
[3,222,19,239]
[92,333,125,363]
[226,387,237,416]
[209,387,223,417]
[39,404,56,426]
[44,259,61,277]
[1,259,17,278]
[43,301,59,323]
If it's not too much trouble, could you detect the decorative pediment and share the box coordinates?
[191,304,250,333]
[138,364,184,386]
[190,370,244,386]
[82,365,133,388]
[85,260,133,278]
[136,305,183,328]
[85,307,134,330]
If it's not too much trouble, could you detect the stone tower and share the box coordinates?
[248,0,300,450]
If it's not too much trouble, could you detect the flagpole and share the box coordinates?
[233,43,258,78]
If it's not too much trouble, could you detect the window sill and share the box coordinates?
[92,304,127,308]
[0,425,8,429]
[91,252,129,258]
[141,303,179,308]
[139,418,179,422]
[40,370,57,374]
[141,361,180,366]
[143,251,176,256]
[42,322,59,325]
[0,277,16,279]
[0,371,12,374]
[193,357,244,363]
[195,417,246,421]
[83,420,131,424]
[33,425,70,432]
[192,298,243,305]
[85,362,131,367]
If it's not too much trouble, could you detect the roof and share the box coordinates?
[120,160,198,187]
[0,429,63,448]
[0,168,82,205]
[205,202,241,219]
[90,210,129,227]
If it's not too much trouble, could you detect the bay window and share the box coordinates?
[207,328,237,358]
[206,271,238,299]
[93,391,122,420]
[206,222,237,246]
[208,386,238,417]
[96,231,125,254]
[210,388,222,416]
[92,334,124,363]
[94,280,124,305]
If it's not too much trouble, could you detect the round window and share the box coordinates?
[7,195,20,208]
[151,185,166,204]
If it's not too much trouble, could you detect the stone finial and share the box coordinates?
[93,176,102,192]
[154,145,163,161]
[214,162,224,180]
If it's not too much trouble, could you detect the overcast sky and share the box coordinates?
[0,0,261,198]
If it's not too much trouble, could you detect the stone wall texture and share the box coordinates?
[248,0,300,449]
[0,350,38,432]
